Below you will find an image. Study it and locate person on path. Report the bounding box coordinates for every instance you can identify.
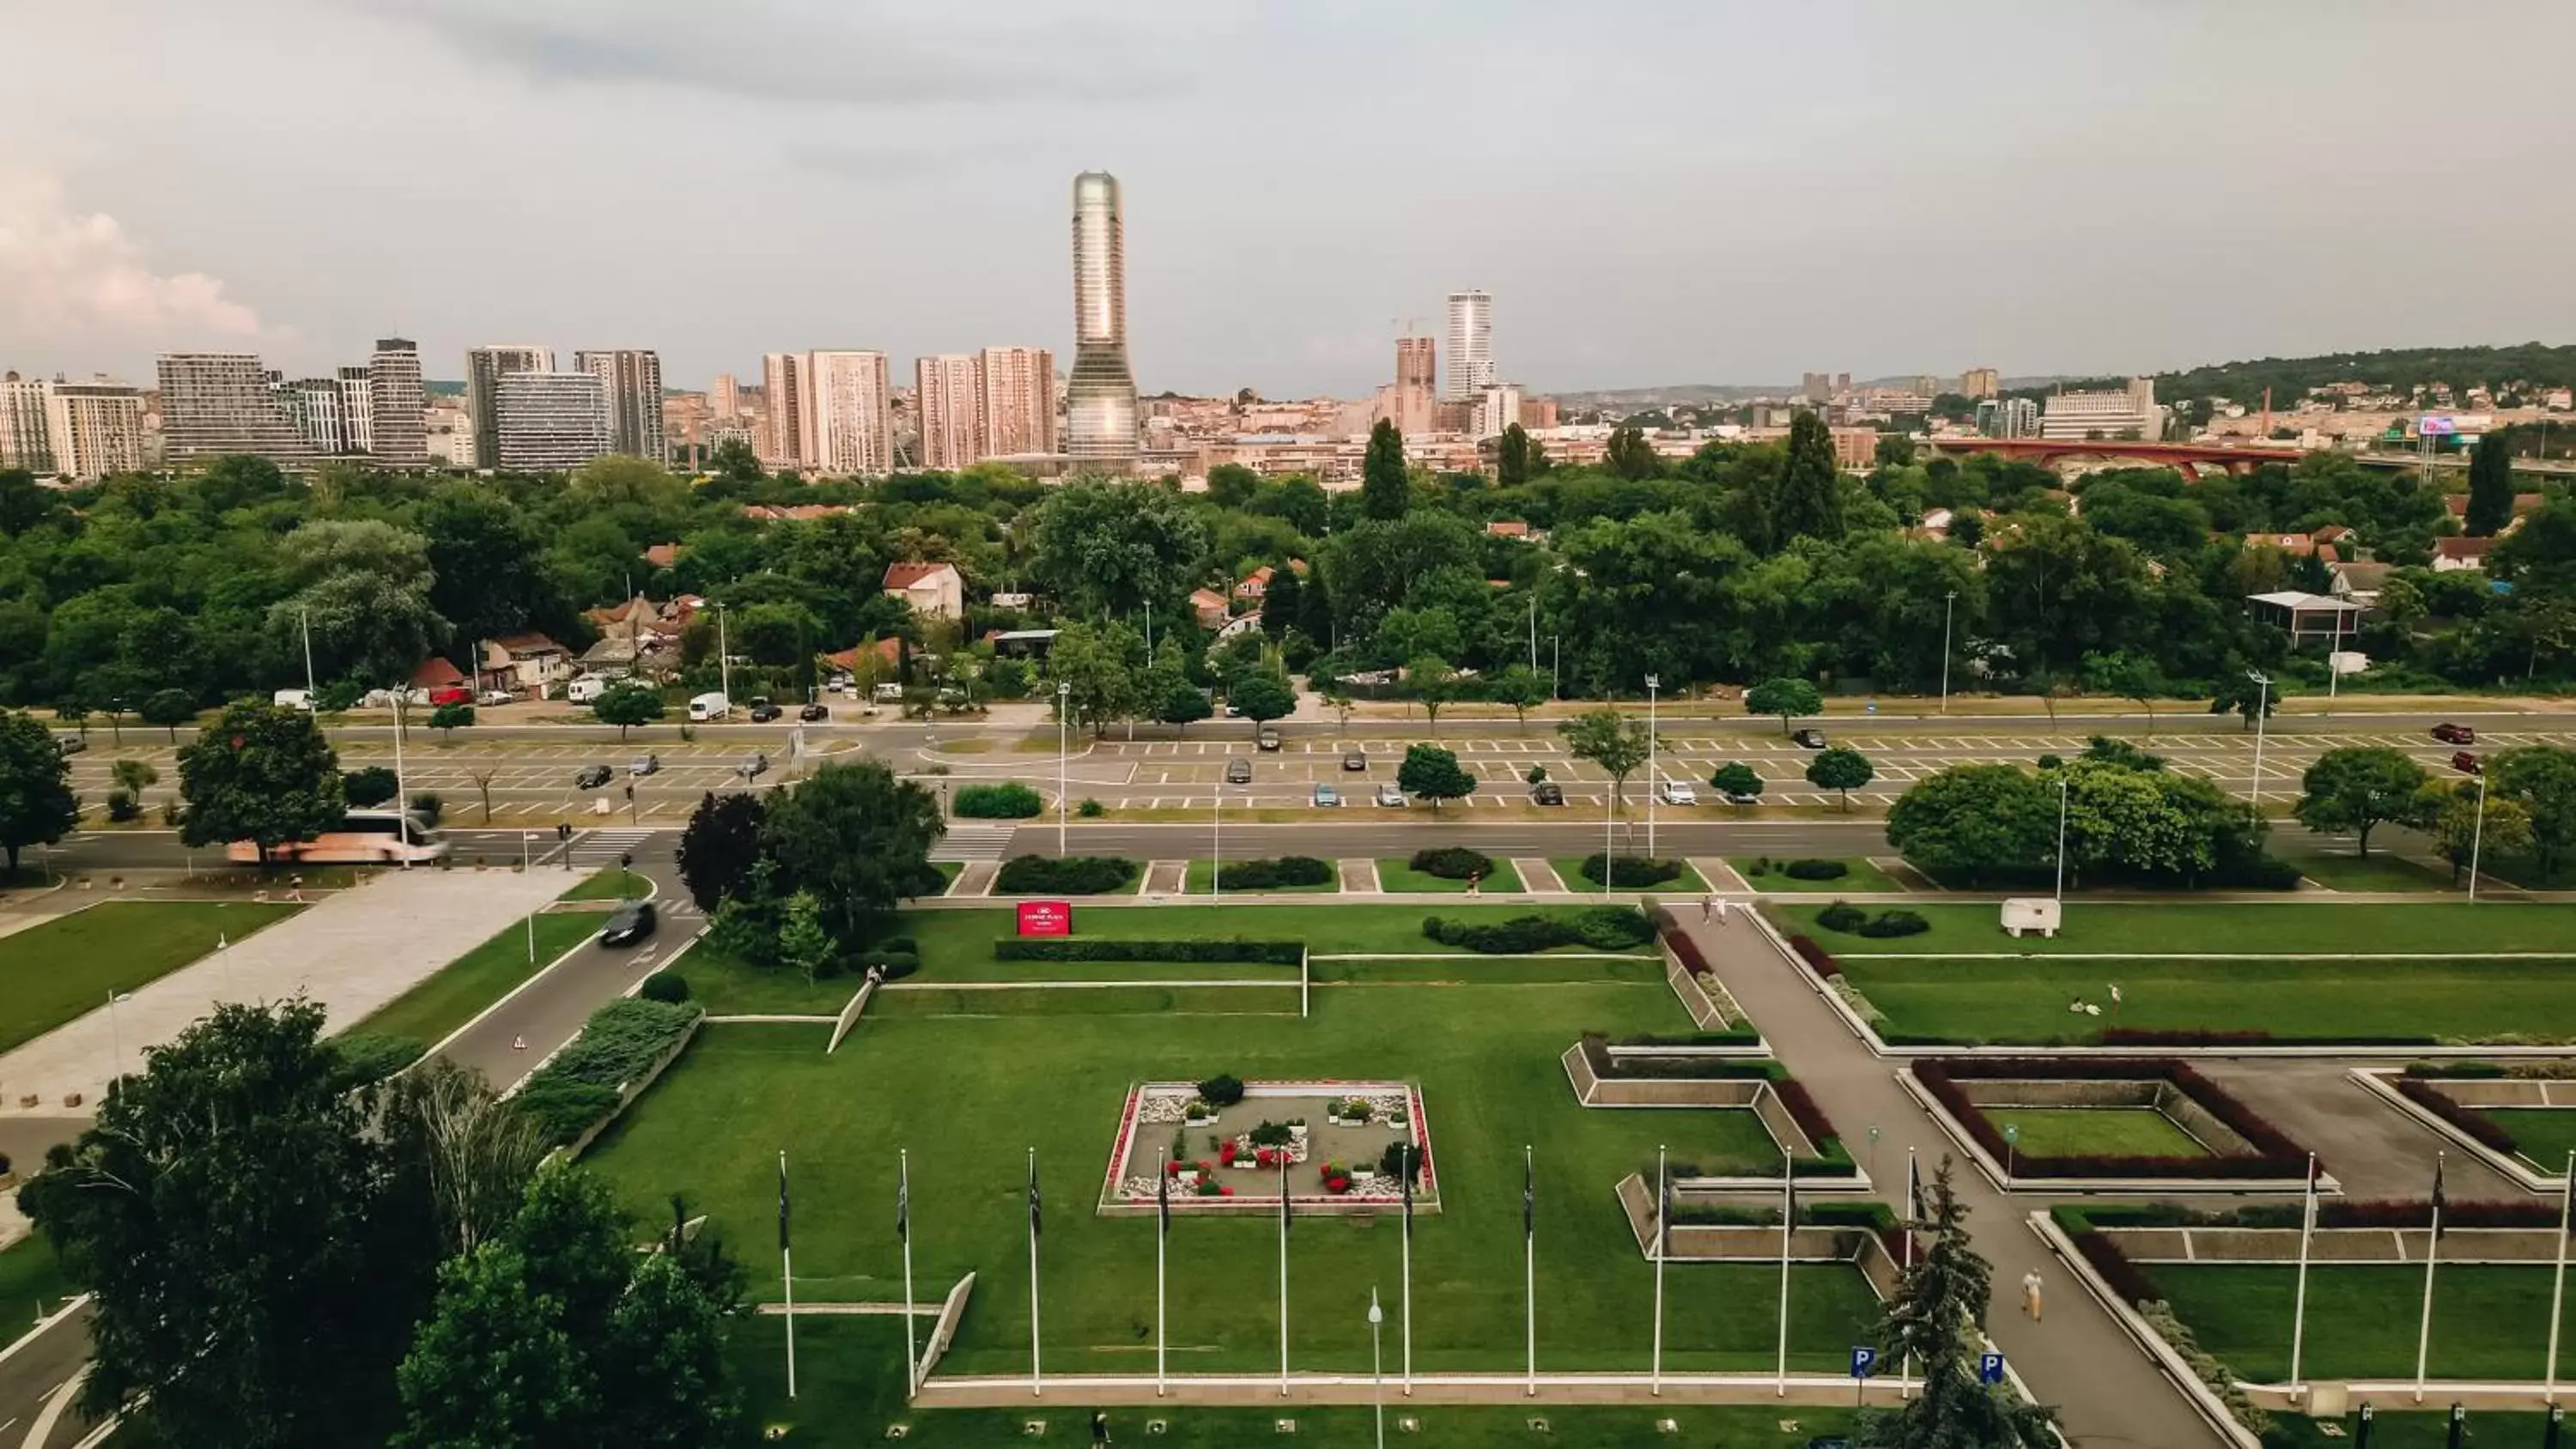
[1091,1410,1111,1445]
[2109,983,2123,1015]
[1714,897,1730,924]
[2021,1268,2044,1321]
[1467,871,1482,897]
[1699,893,1715,922]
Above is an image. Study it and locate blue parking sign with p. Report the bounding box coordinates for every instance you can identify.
[1978,1351,2005,1385]
[1850,1346,1877,1379]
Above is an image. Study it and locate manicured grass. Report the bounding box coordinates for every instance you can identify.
[0,900,300,1054]
[586,979,1884,1375]
[2265,1411,2558,1449]
[1782,900,2576,956]
[2492,1109,2576,1172]
[1842,955,2576,1046]
[1730,857,1905,894]
[1376,858,1527,894]
[935,958,1302,985]
[681,945,859,1017]
[0,1230,76,1338]
[1980,1106,2211,1160]
[1550,858,1711,895]
[349,911,607,1044]
[1313,958,1664,985]
[869,984,1308,1019]
[728,1316,1860,1447]
[1579,1104,1796,1177]
[2153,1263,2576,1382]
[932,861,963,887]
[558,867,652,900]
[2293,852,2452,892]
[1182,858,1340,894]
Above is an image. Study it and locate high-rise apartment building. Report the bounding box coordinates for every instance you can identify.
[1958,367,2000,401]
[1474,383,1522,440]
[574,349,666,460]
[1976,397,2038,439]
[760,352,805,468]
[157,353,311,464]
[494,372,611,471]
[1801,372,1832,403]
[279,378,347,456]
[0,373,53,473]
[367,339,427,464]
[710,373,740,421]
[2038,378,2163,442]
[1389,335,1437,435]
[465,345,556,470]
[976,346,1056,458]
[337,366,375,454]
[799,351,893,475]
[1066,170,1138,459]
[1444,292,1492,403]
[914,355,981,470]
[45,382,145,480]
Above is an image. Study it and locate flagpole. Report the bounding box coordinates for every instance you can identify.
[779,1150,797,1401]
[1029,1147,1043,1398]
[1278,1154,1291,1397]
[2549,1150,2573,1404]
[1776,1145,1793,1397]
[1900,1148,1918,1397]
[2289,1152,2316,1397]
[1524,1143,1536,1397]
[2415,1151,2443,1404]
[900,1149,919,1399]
[1651,1145,1668,1397]
[1157,1161,1170,1398]
[1400,1143,1414,1397]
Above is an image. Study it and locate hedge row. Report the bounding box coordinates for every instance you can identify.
[515,997,702,1147]
[2067,1199,2560,1233]
[1815,902,1929,937]
[1421,906,1654,954]
[993,938,1303,965]
[1785,934,1842,980]
[1665,930,1712,977]
[1577,853,1683,888]
[954,782,1045,818]
[1912,1058,2315,1180]
[1217,856,1333,890]
[1408,847,1494,881]
[2098,1026,2439,1047]
[994,855,1140,894]
[2393,1078,2520,1154]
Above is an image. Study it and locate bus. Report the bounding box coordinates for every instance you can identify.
[226,809,450,864]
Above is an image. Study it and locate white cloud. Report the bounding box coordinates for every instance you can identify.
[0,168,264,343]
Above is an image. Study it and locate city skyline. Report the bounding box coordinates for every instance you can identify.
[7,2,2576,396]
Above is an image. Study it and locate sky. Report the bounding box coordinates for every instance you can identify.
[7,0,2576,398]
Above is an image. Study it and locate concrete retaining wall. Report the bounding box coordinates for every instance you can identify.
[1560,1044,1766,1108]
[1748,1083,1820,1159]
[827,979,875,1054]
[2102,1224,2567,1264]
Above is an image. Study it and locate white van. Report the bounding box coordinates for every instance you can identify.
[566,675,608,705]
[272,688,313,712]
[688,692,731,722]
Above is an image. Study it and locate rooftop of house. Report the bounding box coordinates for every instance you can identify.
[884,561,958,590]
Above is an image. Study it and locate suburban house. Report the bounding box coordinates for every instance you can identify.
[820,636,904,682]
[2246,590,2366,645]
[883,561,963,620]
[411,657,468,696]
[1233,565,1276,602]
[2433,537,2496,572]
[2329,561,2392,606]
[1188,588,1231,629]
[482,634,575,693]
[2443,494,2543,532]
[641,542,681,571]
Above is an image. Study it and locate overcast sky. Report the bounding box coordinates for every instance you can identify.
[7,0,2574,397]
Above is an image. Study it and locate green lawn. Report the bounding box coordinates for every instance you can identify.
[2293,852,2453,893]
[1182,859,1340,894]
[1842,955,2576,1045]
[2491,1109,2576,1173]
[586,977,1885,1376]
[1577,1104,1798,1178]
[1549,859,1711,896]
[0,1230,76,1338]
[2154,1264,2576,1382]
[728,1316,1860,1447]
[1981,1106,2211,1160]
[349,911,607,1044]
[683,945,859,1017]
[2264,1411,2558,1449]
[2485,852,2576,891]
[869,984,1307,1019]
[1376,858,1528,894]
[1780,900,2576,956]
[1312,958,1664,985]
[559,867,652,901]
[0,901,300,1054]
[1730,857,1905,894]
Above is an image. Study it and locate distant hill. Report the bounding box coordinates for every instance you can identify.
[2150,343,2576,403]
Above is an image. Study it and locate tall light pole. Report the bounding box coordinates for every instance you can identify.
[521,832,536,961]
[1056,682,1072,856]
[299,608,317,704]
[391,692,411,857]
[1212,782,1224,904]
[2054,778,2071,904]
[1644,675,1660,859]
[106,990,133,1081]
[2467,776,2489,903]
[1940,590,1957,716]
[715,602,732,714]
[2245,669,2273,809]
[1368,1289,1387,1449]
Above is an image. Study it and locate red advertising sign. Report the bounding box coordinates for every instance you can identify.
[1016,900,1074,937]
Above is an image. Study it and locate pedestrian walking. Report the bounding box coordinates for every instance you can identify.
[1467,871,1482,897]
[1714,897,1730,924]
[2109,983,2123,1016]
[1091,1410,1111,1445]
[1699,892,1715,923]
[2021,1268,2044,1321]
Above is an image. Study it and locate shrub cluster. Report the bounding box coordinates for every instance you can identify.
[994,854,1140,894]
[515,998,702,1146]
[1217,856,1333,890]
[1408,846,1496,880]
[638,972,691,1003]
[1197,1073,1246,1106]
[1577,853,1683,887]
[858,949,920,980]
[1422,906,1653,954]
[1784,934,1842,980]
[994,938,1302,964]
[1816,901,1928,937]
[1912,1058,2312,1180]
[1664,930,1711,976]
[1782,858,1848,881]
[954,782,1044,818]
[329,1032,426,1088]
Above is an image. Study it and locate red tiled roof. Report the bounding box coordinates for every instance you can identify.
[641,543,680,569]
[2434,536,2497,559]
[491,632,566,655]
[884,561,955,589]
[410,658,465,688]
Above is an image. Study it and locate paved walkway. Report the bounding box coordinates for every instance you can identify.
[1684,912,2227,1449]
[0,868,568,1112]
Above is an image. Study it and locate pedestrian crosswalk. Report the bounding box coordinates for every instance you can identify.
[934,823,1018,863]
[569,828,655,866]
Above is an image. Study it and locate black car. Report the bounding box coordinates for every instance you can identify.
[1531,782,1565,806]
[799,702,829,722]
[1225,757,1252,784]
[574,763,612,790]
[598,901,657,947]
[1342,749,1368,771]
[741,752,770,778]
[749,701,782,723]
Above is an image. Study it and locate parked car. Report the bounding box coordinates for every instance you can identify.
[629,754,659,776]
[574,764,612,790]
[1376,783,1406,808]
[741,752,770,778]
[478,689,514,707]
[55,734,85,756]
[1311,783,1343,807]
[1256,725,1281,752]
[2432,722,2476,745]
[799,702,829,722]
[825,672,854,693]
[1224,757,1252,784]
[1658,779,1699,805]
[688,692,730,721]
[598,901,657,947]
[1531,781,1565,806]
[271,688,313,712]
[1792,727,1829,749]
[427,685,471,707]
[748,697,781,723]
[1342,749,1369,771]
[2452,751,2483,775]
[1722,790,1760,806]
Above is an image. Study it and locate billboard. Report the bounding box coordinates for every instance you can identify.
[1016,900,1074,937]
[2417,415,2458,437]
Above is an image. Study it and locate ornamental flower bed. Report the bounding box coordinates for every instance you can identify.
[1105,1080,1437,1214]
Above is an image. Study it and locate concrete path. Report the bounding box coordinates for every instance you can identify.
[1515,858,1566,892]
[1684,912,2228,1448]
[2199,1063,2520,1203]
[1338,858,1380,893]
[0,869,567,1112]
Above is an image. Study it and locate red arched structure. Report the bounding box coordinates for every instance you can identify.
[1926,436,2296,480]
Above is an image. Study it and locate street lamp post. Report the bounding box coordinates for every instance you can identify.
[2245,670,2273,809]
[1645,675,1660,859]
[522,832,536,962]
[106,990,133,1082]
[1056,682,1072,857]
[2468,777,2489,903]
[1212,783,1223,904]
[715,603,732,716]
[299,608,317,705]
[1368,1289,1387,1449]
[1940,590,1957,716]
[2054,778,2071,904]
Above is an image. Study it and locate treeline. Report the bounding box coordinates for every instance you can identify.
[2153,343,2576,403]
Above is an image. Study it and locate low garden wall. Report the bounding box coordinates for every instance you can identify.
[2353,1066,2576,1191]
[914,1271,977,1390]
[826,979,874,1054]
[1561,1037,1850,1177]
[1908,1058,2322,1191]
[1610,1173,1906,1295]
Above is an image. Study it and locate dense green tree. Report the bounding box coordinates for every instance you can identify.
[676,791,767,911]
[1258,563,1303,639]
[1558,707,1650,812]
[1028,481,1210,621]
[758,759,945,945]
[1048,620,1143,737]
[1710,761,1763,799]
[176,701,343,864]
[2489,745,2576,877]
[1805,747,1874,811]
[1403,653,1460,735]
[2204,669,2278,731]
[1744,677,1824,735]
[1143,643,1211,732]
[270,519,451,686]
[1768,412,1846,545]
[2294,746,2430,858]
[1884,765,2058,885]
[1361,420,1412,519]
[139,688,197,742]
[343,765,401,806]
[2079,649,2169,736]
[428,701,475,737]
[1857,1159,2057,1448]
[708,436,764,483]
[0,711,77,872]
[1226,671,1297,724]
[419,486,558,652]
[1497,422,1536,487]
[1602,425,1662,481]
[1488,663,1548,731]
[592,682,666,739]
[2464,428,2517,536]
[2427,785,2531,885]
[1396,742,1476,811]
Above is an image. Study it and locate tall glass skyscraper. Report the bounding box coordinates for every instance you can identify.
[1066,170,1138,459]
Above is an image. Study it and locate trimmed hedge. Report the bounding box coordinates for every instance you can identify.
[1577,853,1683,888]
[858,949,920,980]
[1665,930,1711,977]
[515,997,702,1147]
[2395,1077,2520,1154]
[2099,1026,2439,1048]
[1782,858,1848,881]
[1409,846,1496,881]
[994,854,1140,894]
[1912,1057,2314,1181]
[1217,856,1333,890]
[1816,901,1925,937]
[954,782,1044,818]
[1785,934,1842,980]
[993,938,1303,965]
[331,1032,426,1087]
[2058,1197,2561,1307]
[1422,906,1654,954]
[638,972,691,1003]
